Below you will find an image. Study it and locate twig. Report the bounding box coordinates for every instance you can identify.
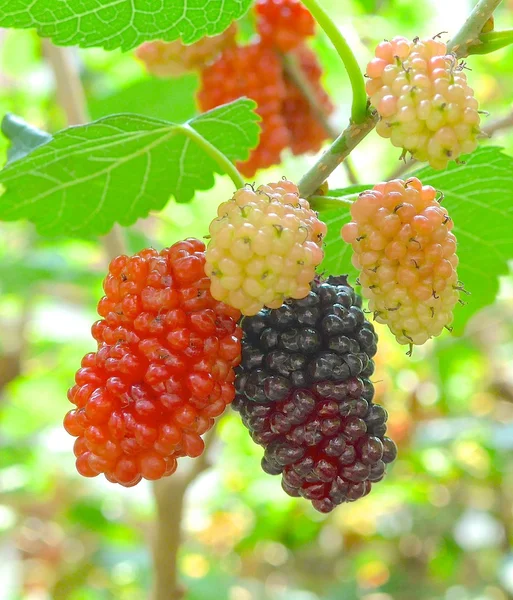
[41,39,127,256]
[448,0,504,58]
[481,108,513,136]
[299,113,378,197]
[41,39,214,600]
[298,0,503,197]
[0,298,30,395]
[282,53,359,185]
[151,427,217,600]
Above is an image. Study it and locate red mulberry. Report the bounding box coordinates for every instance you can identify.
[198,42,289,177]
[64,239,242,486]
[255,0,315,53]
[283,45,335,155]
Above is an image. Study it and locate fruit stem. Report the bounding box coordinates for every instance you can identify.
[448,0,504,57]
[178,123,245,189]
[300,0,368,124]
[298,113,378,198]
[281,52,359,184]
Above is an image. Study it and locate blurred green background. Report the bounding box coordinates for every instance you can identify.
[1,0,513,598]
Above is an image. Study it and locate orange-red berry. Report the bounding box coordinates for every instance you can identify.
[255,0,315,53]
[65,239,242,486]
[283,45,334,155]
[198,42,289,176]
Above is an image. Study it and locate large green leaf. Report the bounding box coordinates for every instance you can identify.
[0,0,250,50]
[318,147,513,334]
[0,99,260,236]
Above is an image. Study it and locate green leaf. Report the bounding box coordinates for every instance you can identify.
[0,0,250,51]
[319,147,513,335]
[89,75,199,124]
[0,99,260,237]
[2,113,52,164]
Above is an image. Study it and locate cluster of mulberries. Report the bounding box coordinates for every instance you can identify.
[195,0,332,176]
[366,36,480,169]
[341,177,460,346]
[205,179,326,315]
[64,239,242,487]
[136,24,237,77]
[233,277,397,512]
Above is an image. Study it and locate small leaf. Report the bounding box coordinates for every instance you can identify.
[319,147,513,335]
[0,99,260,237]
[0,0,251,51]
[2,113,52,164]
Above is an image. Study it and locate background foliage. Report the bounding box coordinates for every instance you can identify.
[1,0,513,599]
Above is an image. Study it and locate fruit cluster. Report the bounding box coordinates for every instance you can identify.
[64,239,242,487]
[199,9,334,176]
[233,277,397,512]
[366,36,480,169]
[341,177,459,346]
[205,179,326,315]
[135,0,333,177]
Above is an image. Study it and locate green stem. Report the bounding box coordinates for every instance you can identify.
[309,193,358,210]
[301,0,368,124]
[298,113,378,198]
[449,0,504,58]
[179,124,245,189]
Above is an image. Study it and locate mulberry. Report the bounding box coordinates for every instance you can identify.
[255,0,315,53]
[366,36,480,169]
[136,24,237,77]
[283,45,335,155]
[205,180,326,315]
[233,276,396,512]
[64,239,242,486]
[198,42,289,176]
[341,177,460,346]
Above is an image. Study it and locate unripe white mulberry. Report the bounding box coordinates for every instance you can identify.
[206,180,326,315]
[136,24,237,77]
[366,36,480,169]
[341,177,461,346]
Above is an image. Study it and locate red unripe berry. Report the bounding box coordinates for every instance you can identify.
[65,239,242,486]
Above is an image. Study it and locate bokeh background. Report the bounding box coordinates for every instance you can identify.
[1,0,513,598]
